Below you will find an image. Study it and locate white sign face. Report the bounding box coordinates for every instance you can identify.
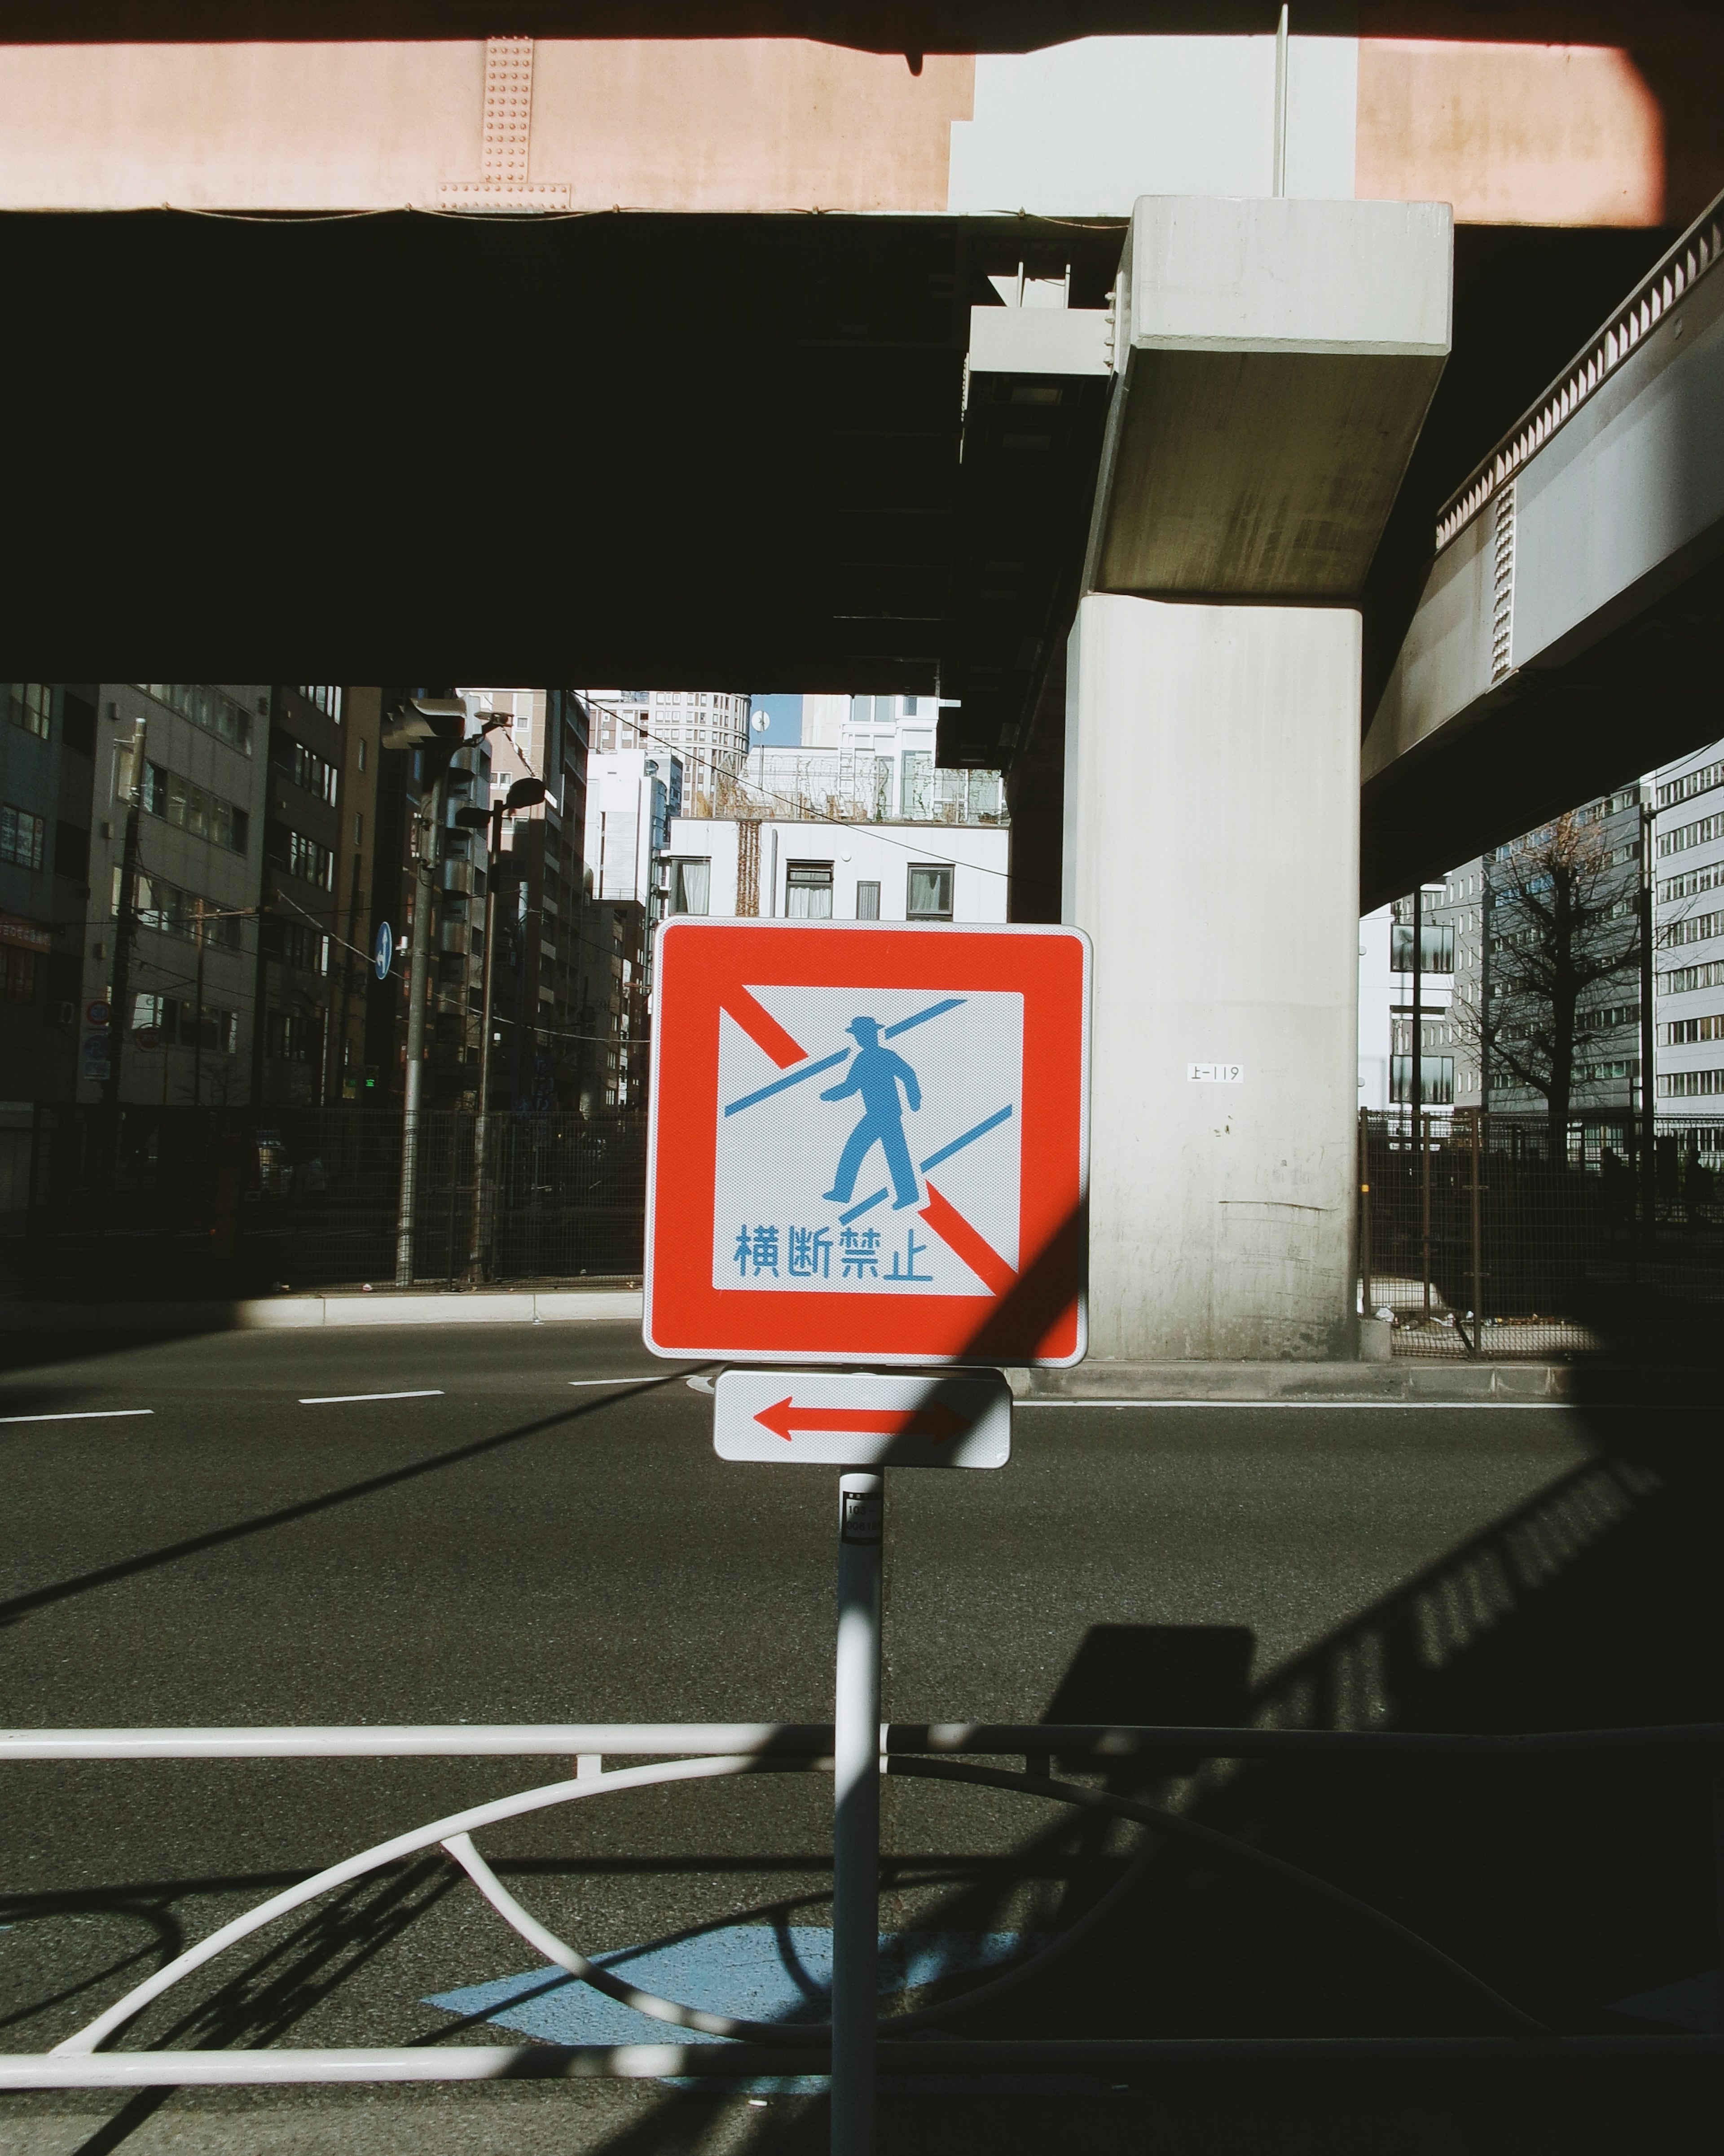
[1187,1063,1244,1084]
[713,1368,1011,1469]
[715,985,1023,1299]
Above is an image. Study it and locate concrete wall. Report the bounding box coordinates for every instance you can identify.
[1064,594,1360,1362]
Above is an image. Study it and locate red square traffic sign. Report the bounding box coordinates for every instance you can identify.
[644,920,1089,1366]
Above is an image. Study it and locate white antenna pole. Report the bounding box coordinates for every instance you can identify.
[1273,4,1289,197]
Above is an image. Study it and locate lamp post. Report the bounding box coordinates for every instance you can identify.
[457,775,546,1284]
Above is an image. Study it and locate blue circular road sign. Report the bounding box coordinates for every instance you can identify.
[374,922,393,981]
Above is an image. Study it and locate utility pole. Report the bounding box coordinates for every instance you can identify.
[460,775,545,1284]
[1640,783,1658,1252]
[383,697,471,1289]
[101,718,148,1190]
[396,767,443,1288]
[191,899,207,1111]
[1410,884,1424,1124]
[465,797,503,1283]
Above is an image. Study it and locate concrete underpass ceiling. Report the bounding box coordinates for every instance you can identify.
[6,206,1120,770]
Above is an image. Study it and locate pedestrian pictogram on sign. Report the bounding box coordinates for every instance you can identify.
[644,921,1089,1365]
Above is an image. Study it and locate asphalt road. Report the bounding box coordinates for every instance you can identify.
[1,1325,1719,2156]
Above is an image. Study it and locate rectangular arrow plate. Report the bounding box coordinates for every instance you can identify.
[713,1369,1011,1469]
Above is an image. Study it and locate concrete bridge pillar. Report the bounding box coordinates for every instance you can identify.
[1063,193,1451,1361]
[1066,594,1361,1360]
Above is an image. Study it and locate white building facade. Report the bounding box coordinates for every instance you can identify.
[662,816,1008,926]
[1655,743,1724,1107]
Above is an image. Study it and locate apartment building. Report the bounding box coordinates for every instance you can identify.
[584,689,748,812]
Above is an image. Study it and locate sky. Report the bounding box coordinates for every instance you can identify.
[748,693,802,746]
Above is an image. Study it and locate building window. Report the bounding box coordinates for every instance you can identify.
[907,864,953,920]
[902,750,932,818]
[142,762,249,852]
[855,881,880,921]
[1660,1068,1724,1097]
[136,683,253,755]
[0,945,36,1002]
[267,1010,319,1062]
[1391,1055,1455,1105]
[295,686,343,723]
[1390,921,1455,973]
[669,858,710,915]
[354,811,363,848]
[5,683,51,739]
[357,736,367,773]
[786,861,834,920]
[286,830,335,889]
[276,738,339,805]
[0,805,45,871]
[124,871,243,952]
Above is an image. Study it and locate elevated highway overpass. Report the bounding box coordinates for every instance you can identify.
[5,9,1723,1362]
[1362,193,1724,908]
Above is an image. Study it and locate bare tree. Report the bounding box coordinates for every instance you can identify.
[1459,812,1640,1139]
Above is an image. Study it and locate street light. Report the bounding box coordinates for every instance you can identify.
[456,773,548,1282]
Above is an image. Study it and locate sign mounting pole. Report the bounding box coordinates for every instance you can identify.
[644,918,1091,2156]
[831,1469,883,2156]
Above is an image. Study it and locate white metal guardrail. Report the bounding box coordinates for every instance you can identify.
[4,1721,1722,2093]
[1435,185,1724,554]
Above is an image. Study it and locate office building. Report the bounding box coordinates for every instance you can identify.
[0,683,96,1109]
[1654,742,1724,1105]
[253,685,382,1107]
[79,683,271,1110]
[460,687,592,1111]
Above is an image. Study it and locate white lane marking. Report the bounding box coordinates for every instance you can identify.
[299,1390,445,1405]
[686,1374,715,1394]
[0,1409,154,1426]
[567,1378,651,1388]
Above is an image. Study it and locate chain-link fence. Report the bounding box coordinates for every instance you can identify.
[1359,1109,1724,1358]
[0,1103,646,1301]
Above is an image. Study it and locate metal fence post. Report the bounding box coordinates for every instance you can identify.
[1421,1111,1433,1326]
[832,1471,883,2156]
[1358,1109,1372,1320]
[1469,1111,1483,1357]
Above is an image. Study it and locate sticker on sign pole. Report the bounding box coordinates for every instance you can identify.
[714,1369,1011,1469]
[644,920,1089,1366]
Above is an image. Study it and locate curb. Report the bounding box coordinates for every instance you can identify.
[1024,1360,1721,1404]
[0,1290,645,1333]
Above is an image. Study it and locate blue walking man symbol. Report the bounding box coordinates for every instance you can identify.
[820,1016,923,1211]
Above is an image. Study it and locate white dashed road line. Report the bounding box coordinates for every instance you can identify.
[298,1390,445,1405]
[0,1409,154,1426]
[567,1378,654,1388]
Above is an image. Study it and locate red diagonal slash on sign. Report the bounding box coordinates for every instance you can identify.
[753,1396,972,1444]
[918,1181,1017,1299]
[719,986,807,1070]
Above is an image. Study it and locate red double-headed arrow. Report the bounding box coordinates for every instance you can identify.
[752,1395,971,1444]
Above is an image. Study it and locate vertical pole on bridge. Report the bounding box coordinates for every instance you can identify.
[831,1469,883,2156]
